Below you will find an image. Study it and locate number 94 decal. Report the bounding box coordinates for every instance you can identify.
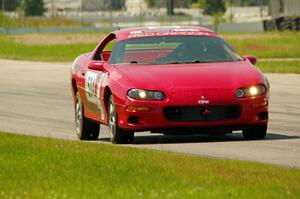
[85,71,106,119]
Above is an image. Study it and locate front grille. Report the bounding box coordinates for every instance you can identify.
[163,105,241,121]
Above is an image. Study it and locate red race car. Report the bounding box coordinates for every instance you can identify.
[71,26,269,144]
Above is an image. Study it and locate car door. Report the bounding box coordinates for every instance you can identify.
[83,33,116,122]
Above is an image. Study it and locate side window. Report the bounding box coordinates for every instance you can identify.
[101,39,115,62]
[92,33,116,61]
[109,42,125,64]
[103,40,115,51]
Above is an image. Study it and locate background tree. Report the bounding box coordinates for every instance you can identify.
[19,0,45,16]
[167,0,174,15]
[202,0,226,32]
[202,0,226,15]
[102,0,124,10]
[240,0,268,6]
[0,0,18,11]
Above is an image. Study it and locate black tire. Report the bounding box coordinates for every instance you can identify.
[242,124,267,140]
[75,92,100,140]
[108,96,134,144]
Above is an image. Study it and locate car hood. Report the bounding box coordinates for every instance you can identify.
[115,61,264,91]
[114,61,265,105]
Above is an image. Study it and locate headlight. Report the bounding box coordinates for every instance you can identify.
[128,89,165,100]
[236,85,266,98]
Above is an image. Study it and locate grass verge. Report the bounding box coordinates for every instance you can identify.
[0,132,299,199]
[0,36,95,62]
[224,31,300,58]
[257,60,300,74]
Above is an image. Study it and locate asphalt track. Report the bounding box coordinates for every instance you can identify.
[0,59,299,168]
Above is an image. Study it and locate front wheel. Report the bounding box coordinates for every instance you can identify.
[75,92,100,140]
[108,96,134,144]
[242,124,267,140]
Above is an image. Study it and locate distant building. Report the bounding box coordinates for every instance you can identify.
[43,0,192,14]
[264,0,300,31]
[125,0,147,15]
[44,0,124,12]
[269,0,300,18]
[82,0,124,11]
[44,0,81,12]
[230,0,268,6]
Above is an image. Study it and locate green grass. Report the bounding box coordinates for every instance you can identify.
[0,132,299,199]
[0,36,95,62]
[224,31,300,58]
[257,60,300,74]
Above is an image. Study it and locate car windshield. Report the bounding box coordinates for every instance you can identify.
[109,36,242,65]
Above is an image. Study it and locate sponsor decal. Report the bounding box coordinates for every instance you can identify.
[172,28,200,32]
[96,73,106,120]
[85,71,107,120]
[128,31,211,38]
[198,96,210,105]
[129,30,143,34]
[85,71,98,103]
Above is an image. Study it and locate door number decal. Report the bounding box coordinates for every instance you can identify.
[85,71,98,103]
[85,71,106,120]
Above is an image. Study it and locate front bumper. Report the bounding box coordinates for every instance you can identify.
[116,95,269,132]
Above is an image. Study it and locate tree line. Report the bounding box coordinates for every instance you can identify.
[0,0,269,17]
[0,0,45,16]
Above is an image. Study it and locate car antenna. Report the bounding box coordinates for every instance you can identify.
[117,22,120,30]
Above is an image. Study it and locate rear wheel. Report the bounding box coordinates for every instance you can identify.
[75,92,100,140]
[108,96,134,144]
[242,124,267,140]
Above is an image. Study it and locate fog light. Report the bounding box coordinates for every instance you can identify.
[258,111,268,120]
[128,116,139,124]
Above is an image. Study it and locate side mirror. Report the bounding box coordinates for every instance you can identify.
[88,61,104,71]
[244,56,257,65]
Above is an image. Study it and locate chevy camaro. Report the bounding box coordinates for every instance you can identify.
[71,26,270,144]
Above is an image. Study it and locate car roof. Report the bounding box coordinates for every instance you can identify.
[113,26,217,41]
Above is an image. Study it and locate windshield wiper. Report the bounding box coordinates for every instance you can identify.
[185,60,214,63]
[165,61,183,64]
[127,61,156,65]
[192,60,201,63]
[165,60,205,64]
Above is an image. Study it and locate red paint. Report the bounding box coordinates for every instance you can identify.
[71,26,269,132]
